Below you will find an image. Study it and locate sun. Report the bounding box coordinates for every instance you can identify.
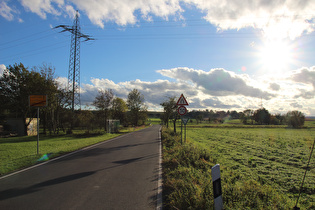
[258,40,293,75]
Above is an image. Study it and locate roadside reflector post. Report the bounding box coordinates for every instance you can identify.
[212,164,223,210]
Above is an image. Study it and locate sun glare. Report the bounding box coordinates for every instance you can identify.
[258,40,293,75]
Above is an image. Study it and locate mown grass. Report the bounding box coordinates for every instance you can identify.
[186,126,315,209]
[148,118,162,125]
[0,126,146,176]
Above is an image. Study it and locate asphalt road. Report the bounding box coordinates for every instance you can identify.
[0,125,162,210]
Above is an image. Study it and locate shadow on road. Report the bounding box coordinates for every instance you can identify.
[0,171,96,201]
[0,153,158,201]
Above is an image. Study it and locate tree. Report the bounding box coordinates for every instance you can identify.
[286,111,305,128]
[196,114,203,124]
[253,108,271,125]
[32,64,61,134]
[76,110,94,132]
[93,89,114,131]
[112,97,127,126]
[0,63,59,135]
[160,96,179,132]
[127,89,147,126]
[240,109,254,124]
[160,96,176,128]
[230,110,240,119]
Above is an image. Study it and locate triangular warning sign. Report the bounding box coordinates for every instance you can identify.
[176,94,189,106]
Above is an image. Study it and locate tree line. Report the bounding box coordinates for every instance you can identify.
[0,63,148,136]
[240,108,305,128]
[160,97,306,129]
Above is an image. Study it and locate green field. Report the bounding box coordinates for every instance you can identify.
[184,124,315,209]
[0,126,148,176]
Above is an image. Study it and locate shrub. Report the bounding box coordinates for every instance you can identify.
[286,111,305,128]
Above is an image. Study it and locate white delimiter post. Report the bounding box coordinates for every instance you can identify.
[212,164,223,210]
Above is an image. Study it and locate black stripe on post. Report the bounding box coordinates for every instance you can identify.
[213,178,222,199]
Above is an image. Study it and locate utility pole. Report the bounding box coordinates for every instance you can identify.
[54,10,94,111]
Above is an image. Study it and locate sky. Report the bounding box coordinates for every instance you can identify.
[1,0,315,115]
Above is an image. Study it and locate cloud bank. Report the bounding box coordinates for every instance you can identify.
[157,67,274,99]
[68,66,315,115]
[2,0,315,39]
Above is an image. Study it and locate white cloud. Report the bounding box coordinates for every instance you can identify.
[0,1,18,21]
[20,0,66,19]
[157,67,274,99]
[72,0,183,27]
[55,76,68,89]
[80,77,198,108]
[290,66,315,86]
[64,4,76,19]
[202,97,241,109]
[289,66,315,99]
[5,0,315,39]
[187,0,315,40]
[0,64,6,76]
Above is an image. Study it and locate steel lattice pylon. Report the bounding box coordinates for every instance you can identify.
[68,11,81,111]
[54,10,94,111]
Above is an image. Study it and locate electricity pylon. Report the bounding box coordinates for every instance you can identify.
[54,10,94,111]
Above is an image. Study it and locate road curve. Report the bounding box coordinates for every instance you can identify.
[0,125,162,210]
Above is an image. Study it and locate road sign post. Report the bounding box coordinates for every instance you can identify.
[177,94,189,144]
[181,120,183,144]
[29,95,47,155]
[182,117,189,143]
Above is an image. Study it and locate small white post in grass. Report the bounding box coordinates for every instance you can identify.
[212,164,223,210]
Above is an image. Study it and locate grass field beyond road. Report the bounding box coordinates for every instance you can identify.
[186,125,315,209]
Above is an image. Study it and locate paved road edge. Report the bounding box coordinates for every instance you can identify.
[157,126,163,210]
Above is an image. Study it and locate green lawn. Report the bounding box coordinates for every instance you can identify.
[0,132,123,175]
[186,126,315,209]
[147,118,162,125]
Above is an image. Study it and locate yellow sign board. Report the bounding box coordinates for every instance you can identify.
[29,95,47,107]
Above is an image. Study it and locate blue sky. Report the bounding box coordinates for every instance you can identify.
[1,0,315,115]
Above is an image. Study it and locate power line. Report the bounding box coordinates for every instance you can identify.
[0,41,69,63]
[0,29,53,47]
[0,32,64,51]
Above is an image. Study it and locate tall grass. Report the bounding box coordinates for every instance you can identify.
[162,128,214,209]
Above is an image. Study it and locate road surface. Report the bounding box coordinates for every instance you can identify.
[0,125,162,210]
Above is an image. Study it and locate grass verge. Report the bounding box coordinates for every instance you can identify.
[0,126,146,176]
